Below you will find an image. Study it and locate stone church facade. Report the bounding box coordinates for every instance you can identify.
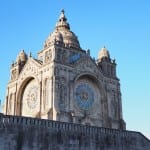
[1,10,150,150]
[3,10,126,130]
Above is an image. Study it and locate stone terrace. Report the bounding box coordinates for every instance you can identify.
[0,113,150,150]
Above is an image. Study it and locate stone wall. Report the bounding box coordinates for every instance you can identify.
[0,113,149,150]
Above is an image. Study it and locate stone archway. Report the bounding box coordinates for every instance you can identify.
[72,73,106,126]
[16,77,40,117]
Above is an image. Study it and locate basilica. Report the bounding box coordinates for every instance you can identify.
[3,10,126,130]
[1,10,150,150]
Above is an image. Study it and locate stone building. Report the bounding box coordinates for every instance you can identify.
[1,10,150,150]
[2,10,126,130]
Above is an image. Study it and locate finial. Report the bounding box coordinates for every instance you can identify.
[56,9,70,30]
[87,49,90,56]
[59,9,66,20]
[11,60,14,67]
[61,9,65,14]
[29,51,32,57]
[113,58,116,63]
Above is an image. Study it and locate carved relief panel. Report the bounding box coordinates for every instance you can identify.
[56,48,68,63]
[11,69,17,80]
[45,49,52,63]
[55,77,67,112]
[74,82,95,110]
[73,77,101,119]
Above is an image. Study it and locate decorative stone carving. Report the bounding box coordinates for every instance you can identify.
[3,10,126,130]
[74,82,94,110]
[54,66,59,76]
[56,77,67,111]
[45,50,52,63]
[110,90,118,119]
[27,86,38,110]
[21,79,40,117]
[57,49,67,63]
[11,69,17,80]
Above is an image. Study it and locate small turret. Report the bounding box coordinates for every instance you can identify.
[10,50,28,81]
[16,50,27,64]
[97,46,116,78]
[97,46,110,62]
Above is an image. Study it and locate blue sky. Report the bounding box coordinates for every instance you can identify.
[0,0,150,139]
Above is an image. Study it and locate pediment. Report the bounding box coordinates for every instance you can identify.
[74,56,99,74]
[18,57,42,82]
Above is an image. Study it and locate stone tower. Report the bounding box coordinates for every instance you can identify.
[3,10,126,129]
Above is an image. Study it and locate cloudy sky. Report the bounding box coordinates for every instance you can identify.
[0,0,150,139]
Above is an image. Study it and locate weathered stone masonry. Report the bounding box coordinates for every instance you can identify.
[1,10,150,150]
[3,10,126,130]
[0,113,150,150]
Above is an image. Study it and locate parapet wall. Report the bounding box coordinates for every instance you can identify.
[0,113,150,150]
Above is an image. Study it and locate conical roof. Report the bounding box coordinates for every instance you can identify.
[98,46,110,61]
[16,49,27,63]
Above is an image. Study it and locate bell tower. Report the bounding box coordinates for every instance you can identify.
[97,46,116,78]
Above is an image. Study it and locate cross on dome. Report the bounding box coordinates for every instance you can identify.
[56,9,70,30]
[59,9,66,20]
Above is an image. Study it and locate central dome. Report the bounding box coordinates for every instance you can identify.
[44,10,81,49]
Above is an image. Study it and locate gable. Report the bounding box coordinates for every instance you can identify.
[74,56,100,75]
[17,57,42,84]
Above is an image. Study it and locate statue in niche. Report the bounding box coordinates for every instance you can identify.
[45,50,52,63]
[11,69,17,80]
